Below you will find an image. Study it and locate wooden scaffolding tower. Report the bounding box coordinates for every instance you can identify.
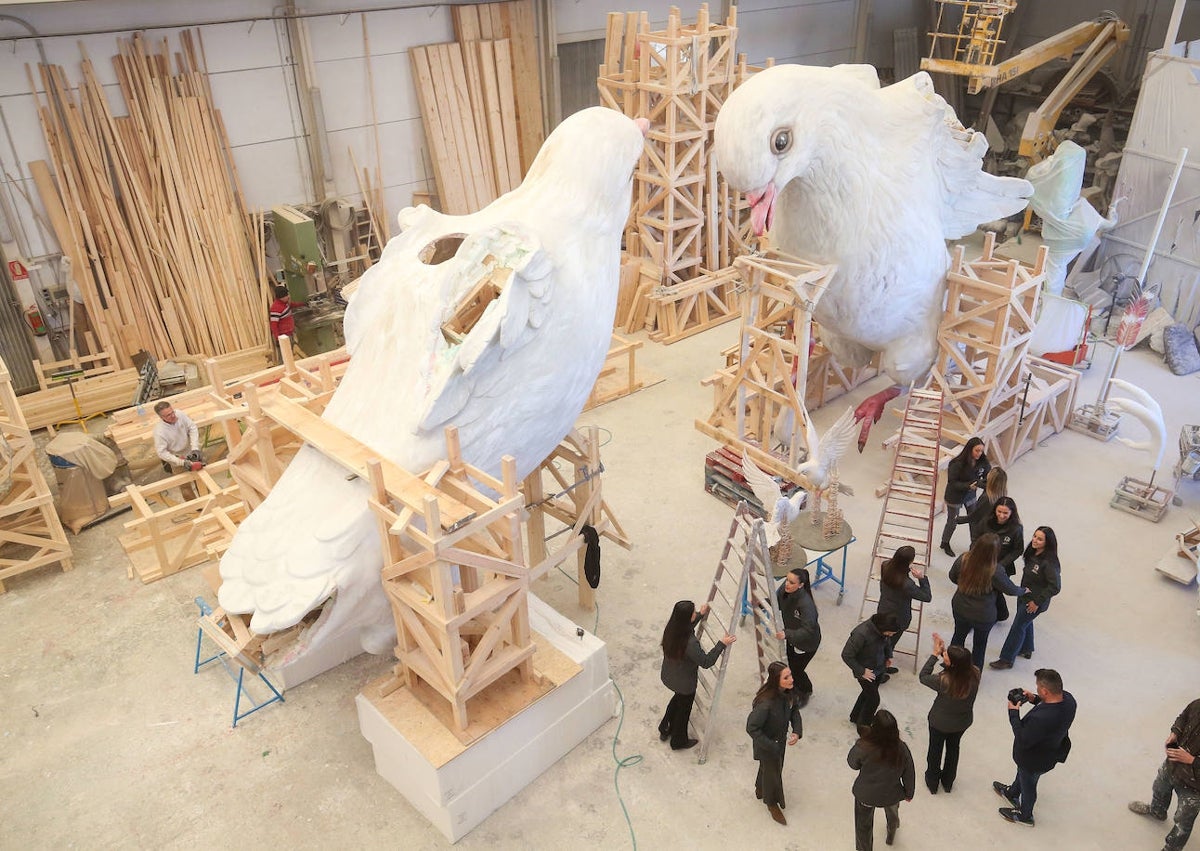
[924,234,1078,469]
[695,249,836,484]
[0,358,72,592]
[599,5,763,343]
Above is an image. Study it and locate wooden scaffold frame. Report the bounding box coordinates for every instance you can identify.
[695,249,837,483]
[0,357,72,592]
[599,5,767,343]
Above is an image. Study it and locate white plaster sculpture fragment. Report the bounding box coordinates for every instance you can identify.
[1026,140,1117,295]
[218,108,649,656]
[1106,377,1168,473]
[713,65,1032,448]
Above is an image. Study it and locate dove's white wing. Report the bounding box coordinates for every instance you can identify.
[889,72,1032,238]
[742,451,784,520]
[419,224,553,431]
[1108,379,1163,420]
[816,406,860,474]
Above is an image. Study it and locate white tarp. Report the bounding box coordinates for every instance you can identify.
[1089,50,1200,328]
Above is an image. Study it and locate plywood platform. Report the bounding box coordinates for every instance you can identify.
[357,595,612,842]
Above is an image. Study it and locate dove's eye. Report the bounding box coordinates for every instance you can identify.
[772,128,792,154]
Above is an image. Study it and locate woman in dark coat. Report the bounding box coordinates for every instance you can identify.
[842,612,900,726]
[658,600,735,750]
[980,496,1024,622]
[920,632,980,794]
[992,526,1062,669]
[746,660,803,825]
[940,438,990,557]
[875,546,931,674]
[848,709,916,850]
[960,466,1007,544]
[775,567,821,705]
[948,534,1025,670]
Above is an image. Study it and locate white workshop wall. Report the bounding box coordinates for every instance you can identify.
[0,0,452,264]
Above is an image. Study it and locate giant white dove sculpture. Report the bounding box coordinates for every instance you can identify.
[218,108,649,657]
[713,64,1033,449]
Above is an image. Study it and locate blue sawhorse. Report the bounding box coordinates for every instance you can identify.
[194,597,284,727]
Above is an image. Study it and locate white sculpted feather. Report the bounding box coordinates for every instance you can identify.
[1107,378,1167,471]
[218,107,648,655]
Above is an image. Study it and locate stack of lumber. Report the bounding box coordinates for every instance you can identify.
[410,0,544,214]
[28,30,269,367]
[18,368,142,431]
[32,341,118,390]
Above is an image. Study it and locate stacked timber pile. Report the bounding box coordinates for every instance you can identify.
[410,0,544,214]
[28,30,270,367]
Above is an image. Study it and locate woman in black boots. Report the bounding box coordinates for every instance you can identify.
[658,600,734,750]
[746,660,803,825]
[920,632,980,794]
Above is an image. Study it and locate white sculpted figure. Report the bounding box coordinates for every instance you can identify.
[218,108,649,656]
[713,65,1033,448]
[1026,140,1117,295]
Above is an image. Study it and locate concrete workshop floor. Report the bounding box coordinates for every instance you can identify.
[2,239,1199,850]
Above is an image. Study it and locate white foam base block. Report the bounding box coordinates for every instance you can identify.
[271,627,365,690]
[356,594,614,843]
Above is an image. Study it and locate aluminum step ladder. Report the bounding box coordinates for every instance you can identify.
[693,501,785,764]
[858,387,944,673]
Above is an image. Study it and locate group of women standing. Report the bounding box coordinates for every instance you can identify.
[651,435,1061,847]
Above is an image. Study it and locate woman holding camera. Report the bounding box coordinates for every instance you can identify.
[991,526,1061,670]
[848,709,915,850]
[875,546,931,675]
[948,534,1026,669]
[658,600,735,750]
[940,438,990,557]
[920,632,980,794]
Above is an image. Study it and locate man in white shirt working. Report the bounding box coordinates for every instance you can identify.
[153,401,202,500]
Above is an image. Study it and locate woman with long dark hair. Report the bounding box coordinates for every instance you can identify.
[875,546,931,675]
[982,496,1024,622]
[960,466,1007,544]
[991,526,1062,670]
[948,534,1025,669]
[920,632,981,794]
[746,660,803,825]
[658,600,735,750]
[940,438,989,557]
[775,567,821,705]
[848,709,915,850]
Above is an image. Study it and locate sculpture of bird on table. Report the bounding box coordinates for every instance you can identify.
[217,108,649,660]
[713,64,1033,450]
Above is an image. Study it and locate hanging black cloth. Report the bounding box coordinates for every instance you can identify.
[581,523,601,589]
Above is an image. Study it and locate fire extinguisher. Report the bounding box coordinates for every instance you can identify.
[25,305,47,336]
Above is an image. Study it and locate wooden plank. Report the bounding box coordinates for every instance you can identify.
[504,0,545,174]
[492,39,522,189]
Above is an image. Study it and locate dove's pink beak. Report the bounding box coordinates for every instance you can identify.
[635,117,650,137]
[746,182,776,236]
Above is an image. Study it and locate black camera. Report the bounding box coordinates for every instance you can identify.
[1008,687,1028,705]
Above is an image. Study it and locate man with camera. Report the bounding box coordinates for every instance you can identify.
[993,668,1076,827]
[1129,698,1200,850]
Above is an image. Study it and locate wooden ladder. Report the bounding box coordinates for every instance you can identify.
[858,387,945,672]
[353,206,381,264]
[693,501,784,765]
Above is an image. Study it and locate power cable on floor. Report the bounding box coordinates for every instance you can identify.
[553,562,641,849]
